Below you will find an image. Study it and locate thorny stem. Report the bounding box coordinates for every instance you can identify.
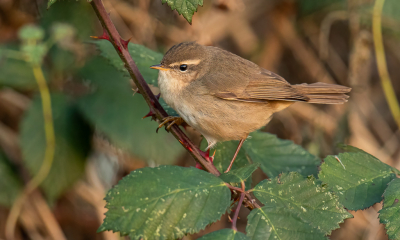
[89,0,260,209]
[5,65,57,240]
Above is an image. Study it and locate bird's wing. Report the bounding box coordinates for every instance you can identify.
[205,68,308,103]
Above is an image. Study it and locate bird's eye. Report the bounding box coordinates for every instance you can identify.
[179,64,188,72]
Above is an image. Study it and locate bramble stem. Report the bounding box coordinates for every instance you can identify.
[231,182,246,231]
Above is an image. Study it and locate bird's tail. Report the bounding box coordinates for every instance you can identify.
[294,82,351,104]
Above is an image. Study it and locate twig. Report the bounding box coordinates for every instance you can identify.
[231,182,246,231]
[5,65,58,240]
[30,192,67,240]
[89,0,220,176]
[319,11,348,60]
[273,8,336,85]
[372,0,400,129]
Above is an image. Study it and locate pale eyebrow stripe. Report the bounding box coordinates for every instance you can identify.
[169,59,202,67]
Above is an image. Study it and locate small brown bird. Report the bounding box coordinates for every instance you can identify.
[151,42,351,172]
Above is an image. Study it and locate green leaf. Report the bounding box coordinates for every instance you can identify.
[208,131,320,178]
[247,206,328,240]
[0,54,37,89]
[252,172,352,236]
[198,229,249,240]
[78,57,183,164]
[20,94,91,201]
[40,0,96,41]
[161,0,203,24]
[202,140,252,190]
[93,40,162,87]
[0,152,23,207]
[379,178,400,240]
[219,163,260,183]
[318,152,397,210]
[207,140,249,173]
[98,165,231,240]
[93,40,179,116]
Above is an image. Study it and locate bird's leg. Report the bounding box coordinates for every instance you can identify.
[224,138,246,173]
[156,116,185,132]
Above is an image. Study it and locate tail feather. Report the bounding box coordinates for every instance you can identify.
[294,82,351,104]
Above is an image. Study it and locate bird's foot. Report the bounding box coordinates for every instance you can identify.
[156,116,185,132]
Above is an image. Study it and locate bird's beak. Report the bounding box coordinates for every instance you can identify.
[150,64,170,71]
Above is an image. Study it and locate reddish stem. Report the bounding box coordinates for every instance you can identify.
[231,193,245,231]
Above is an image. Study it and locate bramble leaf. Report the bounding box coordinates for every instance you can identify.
[247,206,328,240]
[198,229,249,240]
[208,131,320,178]
[219,163,260,183]
[78,57,183,164]
[161,0,203,24]
[93,40,162,87]
[319,152,397,210]
[0,55,37,90]
[379,178,400,240]
[251,172,352,236]
[93,40,179,116]
[98,166,231,240]
[20,94,91,201]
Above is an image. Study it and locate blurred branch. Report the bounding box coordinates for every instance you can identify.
[30,192,67,240]
[319,11,348,60]
[6,65,59,240]
[273,9,336,85]
[89,0,220,176]
[373,0,400,129]
[301,20,348,85]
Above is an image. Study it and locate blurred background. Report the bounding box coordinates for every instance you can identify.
[0,0,399,239]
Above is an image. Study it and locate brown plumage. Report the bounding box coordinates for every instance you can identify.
[151,42,351,150]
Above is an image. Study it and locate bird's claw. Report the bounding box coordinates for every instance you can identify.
[156,116,184,132]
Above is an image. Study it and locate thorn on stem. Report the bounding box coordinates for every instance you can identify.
[120,37,131,49]
[199,149,214,163]
[90,28,110,41]
[195,162,202,170]
[142,109,156,120]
